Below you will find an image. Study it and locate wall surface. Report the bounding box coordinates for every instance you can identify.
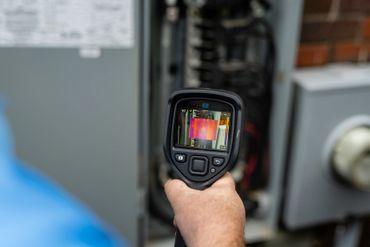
[297,0,370,67]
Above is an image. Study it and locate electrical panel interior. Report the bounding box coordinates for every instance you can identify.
[149,0,276,242]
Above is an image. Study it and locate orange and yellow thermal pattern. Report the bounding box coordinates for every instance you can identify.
[189,118,218,141]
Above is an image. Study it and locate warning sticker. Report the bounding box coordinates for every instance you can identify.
[0,0,134,48]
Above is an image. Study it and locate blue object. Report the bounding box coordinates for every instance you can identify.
[0,105,127,247]
[201,102,209,109]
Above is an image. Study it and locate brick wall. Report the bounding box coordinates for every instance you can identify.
[297,0,370,67]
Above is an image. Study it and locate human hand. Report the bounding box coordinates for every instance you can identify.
[164,173,246,247]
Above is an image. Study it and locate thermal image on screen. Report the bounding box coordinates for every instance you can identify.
[189,118,218,140]
[176,108,231,151]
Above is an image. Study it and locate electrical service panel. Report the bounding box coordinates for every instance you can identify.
[284,65,370,229]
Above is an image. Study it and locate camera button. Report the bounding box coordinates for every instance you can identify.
[190,157,208,175]
[213,157,224,166]
[175,154,187,163]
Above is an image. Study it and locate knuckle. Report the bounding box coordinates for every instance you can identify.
[164,179,184,194]
[164,179,174,193]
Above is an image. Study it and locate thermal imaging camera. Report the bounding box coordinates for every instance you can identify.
[164,88,243,190]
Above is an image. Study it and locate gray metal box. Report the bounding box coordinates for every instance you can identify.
[283,65,370,229]
[0,1,149,246]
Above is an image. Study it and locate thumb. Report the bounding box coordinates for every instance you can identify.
[164,179,188,205]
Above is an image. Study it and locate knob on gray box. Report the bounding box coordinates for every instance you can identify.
[283,65,370,229]
[331,125,370,191]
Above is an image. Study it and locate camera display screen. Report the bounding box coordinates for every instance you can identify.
[175,105,232,151]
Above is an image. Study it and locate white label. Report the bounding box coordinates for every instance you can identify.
[0,0,134,48]
[79,47,102,59]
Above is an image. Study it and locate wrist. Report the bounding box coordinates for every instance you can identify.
[190,224,245,247]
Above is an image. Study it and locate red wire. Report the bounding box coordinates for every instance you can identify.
[241,122,260,190]
[243,154,257,190]
[245,122,259,139]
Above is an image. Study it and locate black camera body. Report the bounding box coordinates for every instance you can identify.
[164,88,243,189]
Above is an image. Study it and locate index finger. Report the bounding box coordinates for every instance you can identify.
[164,178,188,203]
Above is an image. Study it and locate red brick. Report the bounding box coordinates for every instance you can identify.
[362,17,370,39]
[303,0,332,15]
[331,20,361,40]
[300,19,360,43]
[300,21,331,42]
[333,42,361,62]
[362,43,370,61]
[340,0,370,12]
[296,44,329,67]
